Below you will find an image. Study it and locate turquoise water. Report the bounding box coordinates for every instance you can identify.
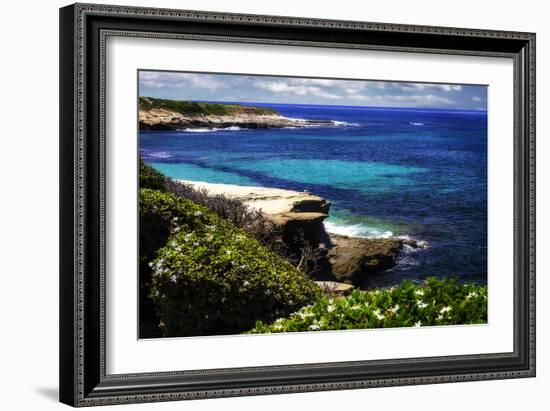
[141,102,487,286]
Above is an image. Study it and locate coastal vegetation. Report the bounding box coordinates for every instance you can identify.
[139,96,277,117]
[138,161,487,337]
[140,188,319,337]
[248,278,487,333]
[164,178,275,247]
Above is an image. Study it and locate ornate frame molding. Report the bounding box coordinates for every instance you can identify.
[60,3,535,407]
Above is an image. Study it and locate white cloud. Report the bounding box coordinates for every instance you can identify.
[140,71,473,108]
[139,72,225,91]
[346,93,453,106]
[254,81,341,99]
[395,83,462,92]
[383,94,454,105]
[288,78,337,87]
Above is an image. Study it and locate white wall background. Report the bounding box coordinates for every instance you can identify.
[0,0,546,409]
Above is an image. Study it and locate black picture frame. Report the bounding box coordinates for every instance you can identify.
[59,3,536,407]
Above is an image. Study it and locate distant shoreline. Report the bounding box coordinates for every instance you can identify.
[139,96,336,131]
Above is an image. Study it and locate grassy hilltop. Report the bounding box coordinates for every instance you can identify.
[139,96,278,117]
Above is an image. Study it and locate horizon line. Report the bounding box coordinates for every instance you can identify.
[139,95,488,113]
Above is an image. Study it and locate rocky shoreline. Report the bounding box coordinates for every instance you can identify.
[179,180,428,290]
[139,100,334,130]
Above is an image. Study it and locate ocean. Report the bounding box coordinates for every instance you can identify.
[140,102,488,287]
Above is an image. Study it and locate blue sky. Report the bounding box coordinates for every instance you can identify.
[139,71,487,110]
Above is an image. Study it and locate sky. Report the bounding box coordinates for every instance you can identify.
[139,71,487,111]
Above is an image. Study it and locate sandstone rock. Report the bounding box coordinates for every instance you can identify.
[139,107,333,130]
[178,181,425,287]
[179,181,331,243]
[326,234,403,285]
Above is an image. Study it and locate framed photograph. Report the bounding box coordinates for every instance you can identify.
[59,3,535,407]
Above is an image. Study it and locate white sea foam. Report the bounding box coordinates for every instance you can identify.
[179,128,217,133]
[332,120,360,127]
[409,122,424,126]
[180,126,243,133]
[148,151,172,159]
[324,221,393,239]
[396,235,429,249]
[324,222,430,247]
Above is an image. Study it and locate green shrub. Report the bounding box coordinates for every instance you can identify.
[140,188,218,262]
[248,278,487,333]
[139,188,220,337]
[146,190,320,337]
[140,160,167,191]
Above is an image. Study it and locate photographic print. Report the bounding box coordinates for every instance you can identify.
[138,70,488,339]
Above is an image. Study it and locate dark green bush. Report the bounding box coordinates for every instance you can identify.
[248,278,487,333]
[146,190,320,337]
[140,160,167,191]
[140,188,218,262]
[139,188,219,337]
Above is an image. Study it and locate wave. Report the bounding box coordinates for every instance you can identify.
[282,117,359,128]
[178,126,243,133]
[409,122,424,126]
[332,120,360,127]
[324,222,430,249]
[396,234,429,249]
[178,121,357,132]
[145,151,172,159]
[324,221,393,239]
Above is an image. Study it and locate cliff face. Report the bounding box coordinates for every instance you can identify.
[179,181,427,287]
[139,97,333,130]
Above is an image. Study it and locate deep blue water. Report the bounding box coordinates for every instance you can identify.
[140,102,487,287]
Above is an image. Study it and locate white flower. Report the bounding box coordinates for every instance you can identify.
[387,304,400,315]
[414,321,422,327]
[327,305,335,313]
[169,275,177,283]
[373,309,385,321]
[239,265,247,270]
[416,300,428,309]
[440,306,452,314]
[466,292,477,300]
[351,305,361,311]
[309,324,320,331]
[265,289,272,296]
[193,210,202,216]
[225,250,232,255]
[243,280,250,287]
[414,289,424,297]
